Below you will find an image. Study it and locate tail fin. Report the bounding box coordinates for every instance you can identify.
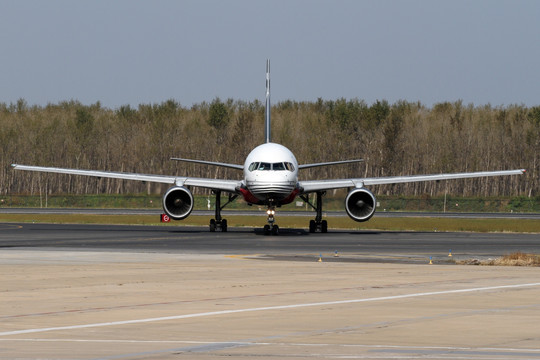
[265,59,271,143]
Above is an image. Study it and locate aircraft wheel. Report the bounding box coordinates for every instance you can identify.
[321,220,328,233]
[209,219,216,232]
[309,220,316,233]
[263,224,271,235]
[221,219,228,232]
[271,224,279,235]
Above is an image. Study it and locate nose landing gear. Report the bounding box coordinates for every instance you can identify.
[263,207,279,235]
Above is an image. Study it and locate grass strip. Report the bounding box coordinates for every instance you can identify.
[0,214,539,233]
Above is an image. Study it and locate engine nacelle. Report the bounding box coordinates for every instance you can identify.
[162,186,194,220]
[345,188,376,222]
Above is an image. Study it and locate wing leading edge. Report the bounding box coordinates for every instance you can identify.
[11,164,241,193]
[299,169,526,194]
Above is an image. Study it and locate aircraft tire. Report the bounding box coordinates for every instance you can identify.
[309,220,316,233]
[321,220,328,233]
[209,219,216,232]
[221,219,228,232]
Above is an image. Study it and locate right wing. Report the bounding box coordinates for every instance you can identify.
[299,169,526,194]
[11,164,242,193]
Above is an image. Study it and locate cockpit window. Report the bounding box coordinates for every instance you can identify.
[272,162,286,171]
[285,162,295,171]
[249,161,295,171]
[248,162,258,172]
[259,162,271,170]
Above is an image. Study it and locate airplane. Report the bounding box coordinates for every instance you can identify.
[12,60,526,235]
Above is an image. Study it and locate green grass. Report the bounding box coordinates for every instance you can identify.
[1,213,538,233]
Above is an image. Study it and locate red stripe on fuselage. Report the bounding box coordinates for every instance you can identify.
[279,187,300,205]
[238,187,263,205]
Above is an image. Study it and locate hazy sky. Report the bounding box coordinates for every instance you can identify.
[1,0,539,109]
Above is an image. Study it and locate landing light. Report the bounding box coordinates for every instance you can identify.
[267,209,275,215]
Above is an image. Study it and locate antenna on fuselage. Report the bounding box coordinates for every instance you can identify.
[265,59,271,143]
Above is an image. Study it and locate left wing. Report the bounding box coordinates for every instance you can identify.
[11,164,242,193]
[299,169,526,194]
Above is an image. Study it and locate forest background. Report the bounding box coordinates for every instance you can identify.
[1,98,538,201]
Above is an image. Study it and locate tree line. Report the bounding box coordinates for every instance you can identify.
[1,98,537,198]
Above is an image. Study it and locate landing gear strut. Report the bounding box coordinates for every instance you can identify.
[301,191,328,233]
[209,190,237,232]
[263,206,279,235]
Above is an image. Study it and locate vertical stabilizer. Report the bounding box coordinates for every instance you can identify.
[265,59,271,143]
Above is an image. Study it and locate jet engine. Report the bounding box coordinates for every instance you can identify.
[345,188,376,222]
[162,186,194,220]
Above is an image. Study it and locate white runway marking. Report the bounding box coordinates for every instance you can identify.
[2,282,539,337]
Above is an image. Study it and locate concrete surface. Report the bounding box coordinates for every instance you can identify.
[2,249,540,359]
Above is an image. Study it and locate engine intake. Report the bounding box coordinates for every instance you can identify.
[345,188,376,222]
[162,186,194,220]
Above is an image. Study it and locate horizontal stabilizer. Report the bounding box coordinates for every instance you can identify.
[170,158,244,170]
[298,159,364,170]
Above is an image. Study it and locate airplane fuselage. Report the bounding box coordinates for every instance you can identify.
[241,142,299,206]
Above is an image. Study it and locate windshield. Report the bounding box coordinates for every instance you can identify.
[247,162,295,171]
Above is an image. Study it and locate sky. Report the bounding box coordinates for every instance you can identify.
[1,0,539,109]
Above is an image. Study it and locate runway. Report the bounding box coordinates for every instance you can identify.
[2,223,540,359]
[1,222,539,262]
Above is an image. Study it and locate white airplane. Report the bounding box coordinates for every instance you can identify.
[12,60,526,234]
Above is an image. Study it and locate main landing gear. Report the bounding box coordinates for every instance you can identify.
[300,191,328,233]
[209,190,237,232]
[263,207,279,235]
